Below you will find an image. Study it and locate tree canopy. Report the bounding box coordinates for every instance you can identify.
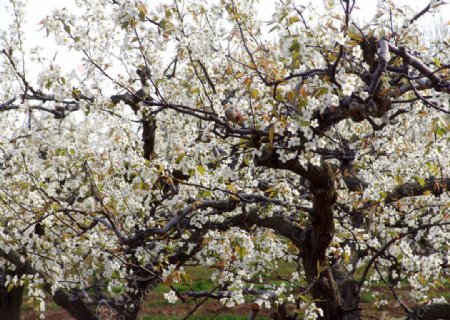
[0,0,449,319]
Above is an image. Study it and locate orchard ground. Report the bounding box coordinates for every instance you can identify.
[23,263,450,319]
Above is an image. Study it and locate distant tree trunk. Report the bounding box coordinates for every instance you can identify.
[113,294,143,320]
[110,275,161,320]
[332,264,360,320]
[53,289,98,320]
[0,284,24,320]
[0,268,25,320]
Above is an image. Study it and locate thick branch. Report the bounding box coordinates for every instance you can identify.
[409,303,450,320]
[368,38,389,96]
[216,210,307,248]
[389,44,450,93]
[385,177,450,203]
[127,193,290,244]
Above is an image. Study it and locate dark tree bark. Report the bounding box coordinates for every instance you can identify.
[408,303,450,320]
[0,270,24,320]
[110,274,161,320]
[142,117,156,160]
[53,289,98,320]
[52,274,162,320]
[254,152,362,319]
[301,164,343,319]
[332,264,360,320]
[301,164,361,320]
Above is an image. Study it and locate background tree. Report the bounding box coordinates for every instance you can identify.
[0,0,449,319]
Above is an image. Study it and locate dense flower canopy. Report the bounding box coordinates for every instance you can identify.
[0,0,449,319]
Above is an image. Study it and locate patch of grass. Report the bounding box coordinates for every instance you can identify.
[185,266,214,280]
[274,261,297,276]
[440,291,450,299]
[360,292,376,303]
[153,285,170,294]
[171,279,215,292]
[145,297,174,308]
[153,279,215,300]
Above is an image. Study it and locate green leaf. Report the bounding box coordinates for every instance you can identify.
[175,153,185,164]
[268,25,279,33]
[138,11,146,22]
[394,173,403,185]
[55,148,66,156]
[436,127,445,137]
[347,28,363,42]
[165,8,173,18]
[51,202,60,211]
[268,126,274,148]
[198,190,211,198]
[20,182,29,190]
[278,11,288,23]
[416,177,426,187]
[426,162,439,175]
[434,57,441,67]
[298,120,310,127]
[197,165,205,176]
[121,21,129,30]
[344,252,350,263]
[72,89,81,97]
[289,39,300,53]
[38,182,48,190]
[238,245,246,259]
[298,294,311,302]
[314,87,328,97]
[180,272,190,284]
[288,16,300,24]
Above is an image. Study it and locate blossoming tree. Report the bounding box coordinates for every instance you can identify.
[0,0,449,319]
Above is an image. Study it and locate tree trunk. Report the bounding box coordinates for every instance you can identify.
[253,156,362,319]
[0,285,24,320]
[301,164,360,320]
[0,268,25,320]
